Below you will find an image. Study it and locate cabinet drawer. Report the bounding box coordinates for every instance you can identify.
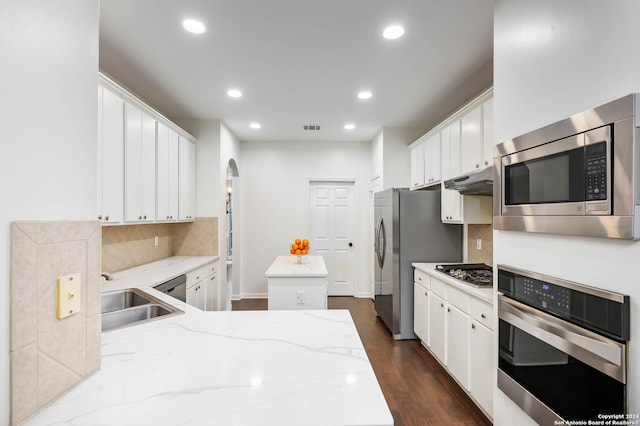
[448,285,470,314]
[186,261,217,287]
[430,277,448,299]
[471,298,493,330]
[414,269,430,289]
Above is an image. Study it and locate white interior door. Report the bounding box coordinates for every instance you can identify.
[309,181,356,296]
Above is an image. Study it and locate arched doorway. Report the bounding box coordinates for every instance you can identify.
[226,159,240,308]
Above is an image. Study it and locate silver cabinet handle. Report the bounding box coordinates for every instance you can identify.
[98,215,102,220]
[481,313,486,319]
[424,291,427,296]
[440,303,444,308]
[105,215,109,221]
[472,323,476,330]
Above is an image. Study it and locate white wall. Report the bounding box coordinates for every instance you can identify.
[240,140,373,298]
[493,1,640,424]
[0,1,99,423]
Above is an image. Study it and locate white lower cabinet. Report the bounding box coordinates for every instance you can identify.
[447,304,470,390]
[186,282,205,310]
[428,291,447,364]
[186,260,219,311]
[413,281,429,344]
[414,269,493,420]
[469,299,494,418]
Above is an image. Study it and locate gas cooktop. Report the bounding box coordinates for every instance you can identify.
[435,263,493,288]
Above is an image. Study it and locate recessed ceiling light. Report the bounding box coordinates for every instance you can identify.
[250,122,261,129]
[383,25,404,40]
[227,89,242,98]
[344,123,355,130]
[357,91,373,100]
[182,19,206,34]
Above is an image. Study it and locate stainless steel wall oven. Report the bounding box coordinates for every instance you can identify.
[497,265,630,424]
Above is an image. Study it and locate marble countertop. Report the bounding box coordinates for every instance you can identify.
[265,255,328,278]
[24,256,392,426]
[412,262,494,304]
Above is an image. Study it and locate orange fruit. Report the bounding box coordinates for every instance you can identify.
[303,239,309,246]
[301,249,307,255]
[290,249,295,254]
[293,243,299,250]
[295,238,301,245]
[295,249,302,255]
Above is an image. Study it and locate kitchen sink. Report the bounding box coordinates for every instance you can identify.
[102,289,156,314]
[101,288,183,332]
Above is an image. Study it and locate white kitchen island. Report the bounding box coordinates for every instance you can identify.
[23,257,393,426]
[265,255,328,310]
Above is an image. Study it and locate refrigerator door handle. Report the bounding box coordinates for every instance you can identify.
[374,217,382,267]
[379,217,387,268]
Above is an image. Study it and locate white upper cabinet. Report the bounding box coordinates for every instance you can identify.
[423,133,441,185]
[124,104,156,223]
[482,98,494,169]
[460,104,484,175]
[156,123,179,222]
[178,136,196,221]
[97,86,124,224]
[98,75,196,226]
[410,133,441,190]
[410,142,425,190]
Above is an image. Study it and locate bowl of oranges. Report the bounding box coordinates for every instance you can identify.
[290,238,310,263]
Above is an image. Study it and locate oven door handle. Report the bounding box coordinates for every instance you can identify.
[498,295,626,383]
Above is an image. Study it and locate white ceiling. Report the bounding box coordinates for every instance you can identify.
[99,0,494,142]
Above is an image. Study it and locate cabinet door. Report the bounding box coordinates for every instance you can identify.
[156,124,179,221]
[187,282,205,310]
[179,136,196,220]
[482,98,494,169]
[141,112,156,221]
[442,185,462,223]
[424,133,441,185]
[410,142,425,189]
[470,320,494,418]
[125,105,156,223]
[428,292,447,364]
[460,105,483,175]
[205,273,218,311]
[447,304,470,390]
[413,282,429,344]
[99,87,124,224]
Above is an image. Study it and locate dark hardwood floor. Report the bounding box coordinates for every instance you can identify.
[232,296,491,426]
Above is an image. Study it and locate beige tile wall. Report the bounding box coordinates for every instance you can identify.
[102,217,218,273]
[10,221,101,425]
[467,224,493,265]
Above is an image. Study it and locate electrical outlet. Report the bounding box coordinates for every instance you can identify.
[154,236,159,247]
[297,290,305,304]
[56,273,81,319]
[476,239,482,250]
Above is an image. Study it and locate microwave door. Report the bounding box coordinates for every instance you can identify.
[501,133,587,216]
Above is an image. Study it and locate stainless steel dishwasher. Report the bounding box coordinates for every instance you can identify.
[153,275,187,303]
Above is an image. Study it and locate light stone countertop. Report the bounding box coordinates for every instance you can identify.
[265,255,328,278]
[24,256,393,426]
[412,262,494,304]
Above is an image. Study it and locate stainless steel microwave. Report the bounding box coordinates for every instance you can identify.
[493,93,640,239]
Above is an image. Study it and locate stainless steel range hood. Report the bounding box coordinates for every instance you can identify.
[443,167,493,195]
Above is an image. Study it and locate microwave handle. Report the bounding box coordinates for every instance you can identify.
[498,295,626,383]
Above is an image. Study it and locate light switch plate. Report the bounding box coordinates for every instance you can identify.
[57,273,81,319]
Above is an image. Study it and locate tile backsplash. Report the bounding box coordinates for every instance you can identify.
[467,224,493,265]
[10,220,101,425]
[102,217,218,272]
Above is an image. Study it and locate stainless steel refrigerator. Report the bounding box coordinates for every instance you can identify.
[374,188,462,340]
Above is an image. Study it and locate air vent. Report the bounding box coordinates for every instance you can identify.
[303,124,321,131]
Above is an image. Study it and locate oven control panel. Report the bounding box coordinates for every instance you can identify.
[518,277,571,316]
[585,141,607,201]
